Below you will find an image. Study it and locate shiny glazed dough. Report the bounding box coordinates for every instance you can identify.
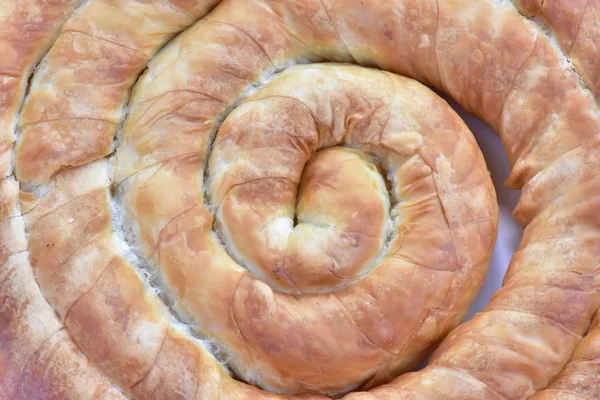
[2,0,600,399]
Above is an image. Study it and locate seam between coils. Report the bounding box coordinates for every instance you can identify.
[509,0,599,107]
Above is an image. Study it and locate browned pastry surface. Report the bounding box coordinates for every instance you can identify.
[114,63,497,395]
[15,0,219,182]
[532,314,600,399]
[514,0,600,98]
[0,0,83,176]
[2,0,600,399]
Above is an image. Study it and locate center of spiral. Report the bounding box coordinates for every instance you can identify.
[209,131,391,293]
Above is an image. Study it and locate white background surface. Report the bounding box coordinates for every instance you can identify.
[444,96,524,322]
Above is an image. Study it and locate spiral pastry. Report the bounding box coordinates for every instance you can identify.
[2,0,600,399]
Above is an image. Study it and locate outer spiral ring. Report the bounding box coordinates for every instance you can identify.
[1,0,600,399]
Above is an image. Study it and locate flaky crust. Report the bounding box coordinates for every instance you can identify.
[513,0,600,98]
[0,0,82,177]
[2,0,600,399]
[532,313,600,399]
[15,0,219,182]
[114,63,497,394]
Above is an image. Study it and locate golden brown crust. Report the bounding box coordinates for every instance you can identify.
[0,0,82,177]
[3,0,600,398]
[15,0,220,183]
[0,252,62,398]
[0,173,127,399]
[65,256,169,388]
[0,249,122,399]
[13,329,111,400]
[524,147,600,400]
[513,0,600,98]
[212,145,389,292]
[114,62,497,395]
[530,314,600,399]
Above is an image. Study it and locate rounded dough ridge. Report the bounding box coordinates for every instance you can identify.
[3,0,600,399]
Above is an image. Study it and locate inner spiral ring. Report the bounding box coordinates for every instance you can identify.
[209,143,392,294]
[113,63,497,395]
[206,67,396,294]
